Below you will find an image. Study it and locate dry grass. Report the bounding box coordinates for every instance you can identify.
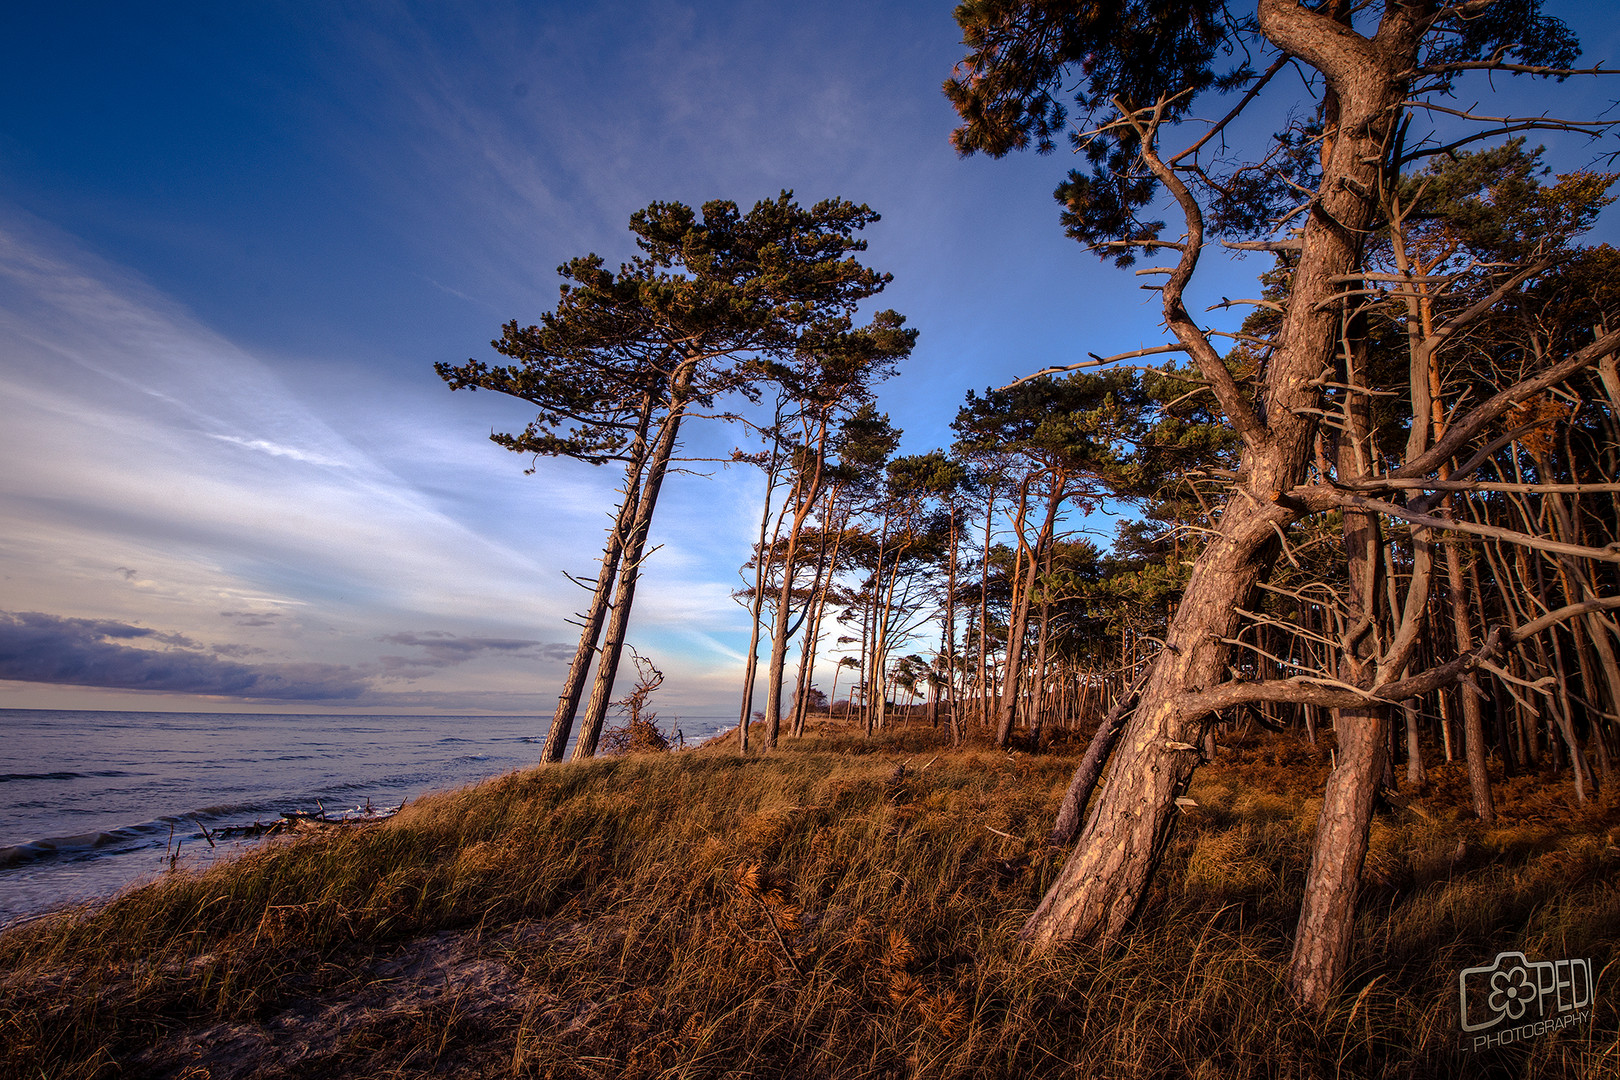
[1,724,1616,1079]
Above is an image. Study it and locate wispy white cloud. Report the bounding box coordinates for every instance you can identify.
[0,213,583,657]
[0,203,782,710]
[1,0,1142,714]
[206,435,354,468]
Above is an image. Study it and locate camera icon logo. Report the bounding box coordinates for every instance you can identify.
[1458,951,1593,1036]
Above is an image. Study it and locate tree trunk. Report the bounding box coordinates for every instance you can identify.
[539,396,654,763]
[1286,703,1388,1009]
[1402,702,1425,791]
[1028,540,1055,748]
[996,481,1058,748]
[944,501,962,744]
[571,364,694,760]
[764,439,828,748]
[793,506,849,737]
[1046,674,1146,847]
[976,485,997,731]
[1288,414,1386,1008]
[540,478,635,763]
[1020,0,1422,952]
[737,440,789,754]
[790,522,833,739]
[1445,537,1494,821]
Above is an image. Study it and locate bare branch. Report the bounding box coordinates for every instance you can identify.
[1177,594,1620,720]
[1400,99,1613,131]
[1208,297,1286,312]
[1118,96,1268,448]
[1223,238,1303,252]
[1170,55,1291,165]
[1415,61,1618,79]
[1340,477,1620,496]
[1431,258,1557,338]
[1000,344,1192,389]
[1401,122,1614,165]
[1394,326,1620,480]
[1175,678,1364,718]
[1293,485,1620,565]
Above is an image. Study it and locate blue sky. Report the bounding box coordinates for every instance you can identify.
[2,1,1617,716]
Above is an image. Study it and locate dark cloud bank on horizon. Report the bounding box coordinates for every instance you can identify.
[0,611,368,700]
[0,612,575,703]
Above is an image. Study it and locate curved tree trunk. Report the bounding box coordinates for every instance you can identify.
[737,439,788,754]
[540,474,636,762]
[1288,414,1386,1007]
[1020,0,1422,952]
[1018,493,1290,945]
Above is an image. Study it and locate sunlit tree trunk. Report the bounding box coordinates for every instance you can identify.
[573,362,695,760]
[737,432,789,754]
[997,480,1059,747]
[765,432,829,748]
[1021,0,1424,952]
[790,510,843,738]
[1288,409,1388,1009]
[539,395,656,763]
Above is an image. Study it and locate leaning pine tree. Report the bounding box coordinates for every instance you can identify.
[948,0,1620,1009]
[439,193,912,762]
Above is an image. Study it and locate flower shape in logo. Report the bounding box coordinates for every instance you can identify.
[1489,964,1535,1021]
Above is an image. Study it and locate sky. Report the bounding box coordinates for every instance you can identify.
[1,1,1618,717]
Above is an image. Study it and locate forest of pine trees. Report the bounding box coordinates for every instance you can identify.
[445,0,1620,1012]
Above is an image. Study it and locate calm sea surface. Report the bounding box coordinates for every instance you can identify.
[0,709,729,926]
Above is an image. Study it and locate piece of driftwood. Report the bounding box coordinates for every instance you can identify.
[209,800,403,840]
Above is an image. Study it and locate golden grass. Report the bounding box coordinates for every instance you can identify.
[1,724,1616,1079]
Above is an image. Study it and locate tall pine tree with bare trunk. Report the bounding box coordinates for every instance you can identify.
[442,193,910,760]
[948,0,1617,1009]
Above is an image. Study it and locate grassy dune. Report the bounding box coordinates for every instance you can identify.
[1,724,1616,1079]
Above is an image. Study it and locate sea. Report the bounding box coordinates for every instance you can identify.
[0,708,731,927]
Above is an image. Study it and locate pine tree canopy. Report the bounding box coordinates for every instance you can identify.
[436,192,911,466]
[946,1,1583,266]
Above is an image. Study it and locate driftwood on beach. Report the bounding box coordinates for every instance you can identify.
[208,800,404,841]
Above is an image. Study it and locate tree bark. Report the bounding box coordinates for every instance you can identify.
[1029,541,1055,748]
[1446,537,1495,821]
[764,434,828,747]
[737,436,788,754]
[1045,675,1145,848]
[1286,703,1387,1009]
[790,510,840,738]
[1402,701,1425,791]
[976,483,998,731]
[1020,0,1424,952]
[539,396,654,763]
[1288,409,1386,1008]
[540,472,636,763]
[571,362,694,760]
